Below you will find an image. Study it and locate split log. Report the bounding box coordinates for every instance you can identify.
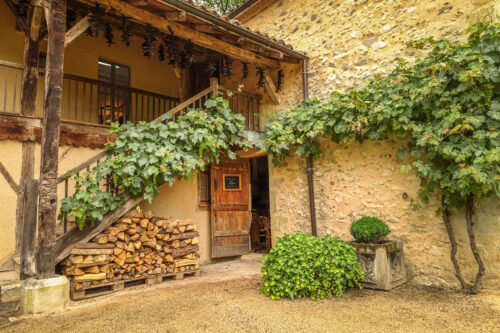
[92,234,108,244]
[170,231,200,241]
[76,243,114,249]
[70,248,114,255]
[171,244,199,258]
[74,273,106,282]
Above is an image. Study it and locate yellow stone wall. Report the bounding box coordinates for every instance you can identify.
[245,0,500,289]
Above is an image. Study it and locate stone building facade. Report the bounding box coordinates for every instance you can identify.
[237,0,500,289]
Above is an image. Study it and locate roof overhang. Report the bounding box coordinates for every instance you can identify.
[161,0,306,60]
[228,0,279,24]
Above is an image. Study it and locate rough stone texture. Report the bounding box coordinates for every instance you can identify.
[352,240,407,290]
[244,0,500,290]
[20,276,69,315]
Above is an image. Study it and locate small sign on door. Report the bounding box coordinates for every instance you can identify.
[223,174,241,191]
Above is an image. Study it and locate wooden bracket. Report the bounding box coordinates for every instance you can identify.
[263,71,280,104]
[65,15,90,47]
[0,161,19,193]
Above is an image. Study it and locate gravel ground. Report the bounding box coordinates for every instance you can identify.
[1,261,499,333]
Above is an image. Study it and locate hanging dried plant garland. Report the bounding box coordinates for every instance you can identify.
[158,43,166,62]
[276,69,283,92]
[221,56,233,77]
[206,53,218,76]
[142,24,159,58]
[241,62,249,80]
[256,67,265,89]
[66,9,77,31]
[120,16,132,47]
[14,0,29,19]
[178,40,195,69]
[104,23,115,46]
[86,4,106,38]
[163,28,179,66]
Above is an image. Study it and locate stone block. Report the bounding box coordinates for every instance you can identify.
[351,240,407,290]
[0,282,22,303]
[20,276,69,315]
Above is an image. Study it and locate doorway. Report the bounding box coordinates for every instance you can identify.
[249,156,271,253]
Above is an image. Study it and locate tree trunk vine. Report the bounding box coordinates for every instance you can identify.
[441,196,469,292]
[465,195,486,294]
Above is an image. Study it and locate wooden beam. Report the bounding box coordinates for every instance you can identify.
[128,0,148,6]
[37,0,66,279]
[20,179,38,279]
[164,10,186,22]
[192,24,218,34]
[263,71,280,104]
[79,0,278,68]
[4,0,29,34]
[0,161,19,192]
[64,14,90,47]
[17,5,43,250]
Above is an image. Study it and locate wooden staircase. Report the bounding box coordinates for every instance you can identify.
[54,80,258,263]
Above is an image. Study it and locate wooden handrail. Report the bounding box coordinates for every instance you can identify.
[0,60,25,70]
[155,86,213,122]
[57,150,107,183]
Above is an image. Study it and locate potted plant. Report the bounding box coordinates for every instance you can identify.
[350,216,407,290]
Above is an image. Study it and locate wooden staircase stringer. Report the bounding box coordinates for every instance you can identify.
[54,195,143,263]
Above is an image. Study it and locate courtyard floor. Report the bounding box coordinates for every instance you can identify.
[1,259,499,332]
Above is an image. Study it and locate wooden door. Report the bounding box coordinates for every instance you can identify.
[210,159,250,258]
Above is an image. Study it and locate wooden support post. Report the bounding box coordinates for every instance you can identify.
[210,77,219,96]
[263,71,280,104]
[16,5,44,249]
[37,0,66,279]
[20,179,38,280]
[64,14,90,47]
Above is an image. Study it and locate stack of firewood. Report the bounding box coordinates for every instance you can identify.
[61,210,200,290]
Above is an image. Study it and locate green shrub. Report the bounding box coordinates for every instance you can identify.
[261,232,364,300]
[350,216,391,243]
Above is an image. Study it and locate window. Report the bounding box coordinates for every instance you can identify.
[198,169,210,210]
[97,59,130,125]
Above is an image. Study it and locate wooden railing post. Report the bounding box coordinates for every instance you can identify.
[210,77,219,96]
[20,179,38,279]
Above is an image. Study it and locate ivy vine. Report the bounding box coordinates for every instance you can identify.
[262,22,500,293]
[59,95,250,229]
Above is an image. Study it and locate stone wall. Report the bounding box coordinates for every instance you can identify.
[245,0,500,289]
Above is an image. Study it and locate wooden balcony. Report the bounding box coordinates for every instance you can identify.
[0,60,261,131]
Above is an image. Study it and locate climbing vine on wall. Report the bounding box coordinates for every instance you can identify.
[262,22,500,293]
[59,96,250,230]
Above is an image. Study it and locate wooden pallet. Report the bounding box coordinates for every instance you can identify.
[156,269,201,283]
[70,269,200,300]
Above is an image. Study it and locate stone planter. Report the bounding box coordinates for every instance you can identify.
[351,240,407,290]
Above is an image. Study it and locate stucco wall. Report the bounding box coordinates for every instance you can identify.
[0,140,104,262]
[245,0,500,290]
